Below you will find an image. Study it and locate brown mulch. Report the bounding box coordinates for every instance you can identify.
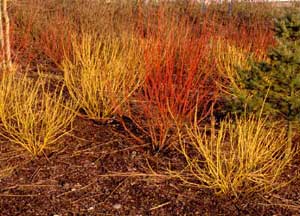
[0,118,299,216]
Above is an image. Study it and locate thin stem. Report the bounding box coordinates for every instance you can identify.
[3,0,11,69]
[0,0,4,68]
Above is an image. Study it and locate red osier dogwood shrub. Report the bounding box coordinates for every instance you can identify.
[128,8,220,150]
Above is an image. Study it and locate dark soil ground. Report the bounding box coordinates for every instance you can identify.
[0,117,299,216]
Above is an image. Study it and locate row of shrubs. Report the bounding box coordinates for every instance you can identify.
[0,0,299,196]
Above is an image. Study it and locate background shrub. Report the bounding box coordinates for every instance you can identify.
[62,33,144,121]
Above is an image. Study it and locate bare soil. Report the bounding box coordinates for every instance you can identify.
[0,117,300,216]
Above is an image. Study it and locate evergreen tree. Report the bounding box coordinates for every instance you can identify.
[232,11,300,146]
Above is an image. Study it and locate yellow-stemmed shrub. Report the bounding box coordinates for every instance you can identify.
[174,115,293,196]
[62,33,144,121]
[215,39,254,92]
[0,71,76,156]
[215,39,269,93]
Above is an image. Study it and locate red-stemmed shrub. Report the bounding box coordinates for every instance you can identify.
[9,1,40,67]
[126,7,220,151]
[37,12,75,68]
